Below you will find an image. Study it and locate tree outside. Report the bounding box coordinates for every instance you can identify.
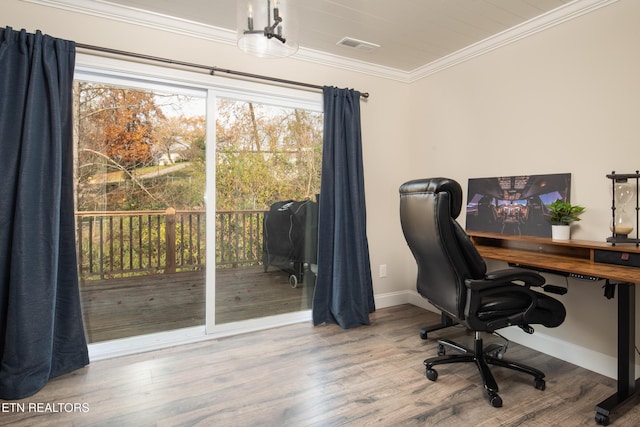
[75,84,322,212]
[215,97,323,211]
[74,82,206,211]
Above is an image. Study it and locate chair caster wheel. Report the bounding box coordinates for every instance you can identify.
[437,343,446,356]
[534,378,546,390]
[426,368,438,381]
[595,413,609,426]
[488,348,504,359]
[419,329,428,340]
[488,392,502,408]
[484,343,502,359]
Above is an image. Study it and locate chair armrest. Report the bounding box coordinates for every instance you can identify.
[464,269,546,331]
[466,268,545,291]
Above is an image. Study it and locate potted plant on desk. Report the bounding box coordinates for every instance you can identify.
[548,199,585,240]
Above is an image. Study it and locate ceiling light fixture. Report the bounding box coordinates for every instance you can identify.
[237,0,299,58]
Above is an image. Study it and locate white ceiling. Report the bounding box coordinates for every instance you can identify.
[42,0,617,80]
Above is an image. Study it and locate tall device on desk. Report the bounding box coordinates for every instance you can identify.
[606,171,640,246]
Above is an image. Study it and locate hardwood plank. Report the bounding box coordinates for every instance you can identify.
[1,305,639,426]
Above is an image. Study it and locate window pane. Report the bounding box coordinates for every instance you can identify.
[74,81,207,342]
[215,98,323,324]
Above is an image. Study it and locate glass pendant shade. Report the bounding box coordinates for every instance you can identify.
[610,181,635,236]
[237,0,299,58]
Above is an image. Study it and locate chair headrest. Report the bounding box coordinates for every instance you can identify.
[399,177,463,218]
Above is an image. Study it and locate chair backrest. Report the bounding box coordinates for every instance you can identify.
[400,178,487,321]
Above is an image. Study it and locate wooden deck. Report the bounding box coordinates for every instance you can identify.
[80,266,314,343]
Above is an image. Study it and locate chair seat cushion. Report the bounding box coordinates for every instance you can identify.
[477,292,530,320]
[476,290,566,328]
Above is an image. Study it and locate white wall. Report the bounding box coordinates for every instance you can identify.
[406,0,640,377]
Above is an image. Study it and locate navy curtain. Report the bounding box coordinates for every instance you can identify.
[0,27,89,400]
[312,86,375,328]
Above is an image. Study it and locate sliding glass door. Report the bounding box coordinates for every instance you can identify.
[214,96,323,324]
[74,61,323,348]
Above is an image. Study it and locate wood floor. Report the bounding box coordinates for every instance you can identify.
[2,304,640,426]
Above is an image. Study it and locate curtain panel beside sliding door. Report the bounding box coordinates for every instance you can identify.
[0,27,89,399]
[312,86,375,329]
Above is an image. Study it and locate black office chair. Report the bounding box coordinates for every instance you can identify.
[399,178,566,407]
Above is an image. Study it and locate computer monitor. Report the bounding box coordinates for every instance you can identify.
[465,173,571,237]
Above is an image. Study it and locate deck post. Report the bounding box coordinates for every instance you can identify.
[165,207,176,273]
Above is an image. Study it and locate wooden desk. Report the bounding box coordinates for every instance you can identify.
[468,231,640,426]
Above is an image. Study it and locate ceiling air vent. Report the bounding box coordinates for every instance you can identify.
[336,37,380,52]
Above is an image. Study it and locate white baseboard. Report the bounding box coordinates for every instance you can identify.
[374,290,414,308]
[497,326,621,379]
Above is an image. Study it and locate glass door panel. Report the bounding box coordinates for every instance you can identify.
[214,97,322,324]
[74,80,206,342]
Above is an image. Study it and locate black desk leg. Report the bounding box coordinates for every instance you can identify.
[595,282,638,426]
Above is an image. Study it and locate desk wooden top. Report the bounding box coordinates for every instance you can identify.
[468,231,640,283]
[468,231,640,252]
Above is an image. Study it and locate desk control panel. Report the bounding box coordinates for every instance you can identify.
[508,262,602,282]
[568,272,602,281]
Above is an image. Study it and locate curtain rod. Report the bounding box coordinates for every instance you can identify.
[75,43,369,99]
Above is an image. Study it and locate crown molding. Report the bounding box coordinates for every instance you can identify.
[22,0,619,83]
[293,47,412,82]
[22,0,235,43]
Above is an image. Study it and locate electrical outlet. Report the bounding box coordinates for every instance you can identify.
[379,264,387,278]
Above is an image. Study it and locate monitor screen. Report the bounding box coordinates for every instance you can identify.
[465,173,571,237]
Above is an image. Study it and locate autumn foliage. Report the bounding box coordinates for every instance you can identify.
[97,89,164,171]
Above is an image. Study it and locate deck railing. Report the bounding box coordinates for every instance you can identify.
[76,209,265,279]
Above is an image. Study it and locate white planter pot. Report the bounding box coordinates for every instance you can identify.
[551,224,571,240]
